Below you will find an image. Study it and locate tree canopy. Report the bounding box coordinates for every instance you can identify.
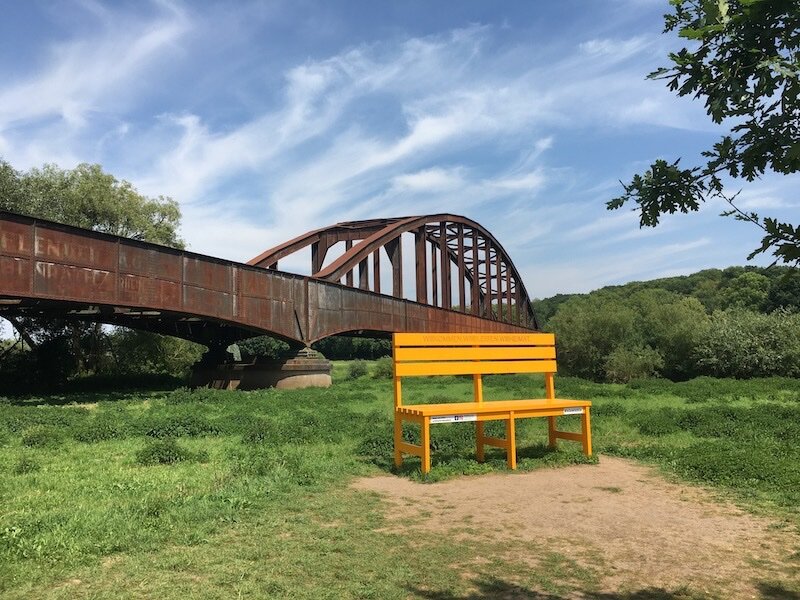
[0,160,183,248]
[608,0,799,266]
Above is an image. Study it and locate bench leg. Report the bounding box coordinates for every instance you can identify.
[581,408,593,456]
[548,416,557,449]
[421,416,431,474]
[475,421,485,463]
[506,413,517,470]
[393,413,403,468]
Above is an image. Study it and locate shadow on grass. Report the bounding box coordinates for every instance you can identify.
[371,443,594,481]
[409,578,703,599]
[409,578,800,600]
[2,374,185,406]
[758,582,800,600]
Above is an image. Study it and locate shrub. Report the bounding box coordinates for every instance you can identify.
[110,330,204,378]
[72,413,129,443]
[135,438,209,466]
[548,293,639,381]
[604,345,664,383]
[313,336,391,360]
[693,308,800,378]
[346,360,369,380]
[372,356,394,379]
[142,412,219,438]
[237,336,290,361]
[21,426,64,449]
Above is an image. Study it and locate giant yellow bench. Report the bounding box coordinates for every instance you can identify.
[392,332,592,474]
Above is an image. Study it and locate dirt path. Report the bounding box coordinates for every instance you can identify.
[353,457,798,598]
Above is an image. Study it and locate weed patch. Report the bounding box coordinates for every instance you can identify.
[21,425,64,449]
[72,412,131,443]
[12,455,41,475]
[135,438,209,466]
[141,411,219,438]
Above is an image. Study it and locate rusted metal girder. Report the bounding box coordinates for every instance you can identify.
[248,213,538,327]
[0,211,538,348]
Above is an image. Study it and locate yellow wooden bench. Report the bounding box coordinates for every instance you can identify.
[392,332,592,474]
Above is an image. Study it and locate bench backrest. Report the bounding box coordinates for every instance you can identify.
[392,332,557,407]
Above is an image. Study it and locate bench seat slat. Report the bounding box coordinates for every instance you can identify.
[396,398,589,417]
[395,359,558,377]
[394,333,555,347]
[395,346,556,361]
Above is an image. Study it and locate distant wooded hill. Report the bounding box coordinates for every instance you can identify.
[533,266,799,324]
[534,267,800,383]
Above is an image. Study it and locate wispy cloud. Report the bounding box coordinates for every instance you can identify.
[0,2,189,132]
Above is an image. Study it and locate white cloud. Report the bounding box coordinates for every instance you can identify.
[392,167,465,192]
[0,3,189,135]
[579,36,650,60]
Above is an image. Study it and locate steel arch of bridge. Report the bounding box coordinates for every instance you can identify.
[0,211,539,348]
[249,214,537,329]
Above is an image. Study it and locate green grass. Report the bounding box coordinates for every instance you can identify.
[1,370,799,598]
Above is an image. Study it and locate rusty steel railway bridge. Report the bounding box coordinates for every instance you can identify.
[0,211,539,350]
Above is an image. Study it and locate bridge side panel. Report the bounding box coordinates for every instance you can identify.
[119,244,183,311]
[237,267,305,342]
[0,220,33,295]
[32,227,117,303]
[183,259,234,320]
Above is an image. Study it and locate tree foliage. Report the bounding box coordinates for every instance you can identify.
[0,160,183,247]
[608,0,800,265]
[694,308,800,378]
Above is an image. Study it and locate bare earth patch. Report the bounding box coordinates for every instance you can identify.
[353,457,798,597]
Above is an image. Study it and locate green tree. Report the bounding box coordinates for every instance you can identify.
[604,344,665,383]
[0,160,182,247]
[718,271,770,309]
[630,289,710,378]
[548,293,639,381]
[764,268,800,311]
[608,0,800,266]
[694,308,800,377]
[110,329,204,377]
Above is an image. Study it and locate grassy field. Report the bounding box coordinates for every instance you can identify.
[1,364,799,599]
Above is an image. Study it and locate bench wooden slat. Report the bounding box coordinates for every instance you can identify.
[395,359,558,377]
[482,435,510,449]
[397,441,424,456]
[553,431,584,442]
[395,346,556,361]
[397,398,589,417]
[394,332,555,347]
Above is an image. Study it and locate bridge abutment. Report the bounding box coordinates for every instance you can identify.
[190,346,332,390]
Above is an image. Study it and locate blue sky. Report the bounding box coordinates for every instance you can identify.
[1,0,797,302]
